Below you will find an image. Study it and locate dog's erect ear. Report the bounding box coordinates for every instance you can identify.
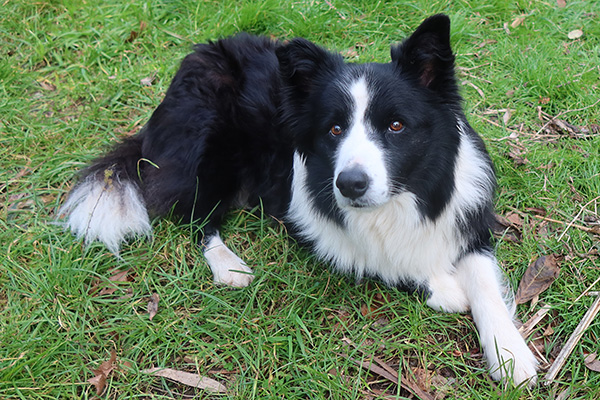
[391,14,457,94]
[276,38,343,96]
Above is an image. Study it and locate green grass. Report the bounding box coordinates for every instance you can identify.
[1,0,600,398]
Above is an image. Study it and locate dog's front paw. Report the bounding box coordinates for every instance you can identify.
[488,332,538,387]
[212,261,255,288]
[203,237,255,288]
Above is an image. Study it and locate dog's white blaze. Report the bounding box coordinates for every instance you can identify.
[60,176,151,254]
[334,78,388,207]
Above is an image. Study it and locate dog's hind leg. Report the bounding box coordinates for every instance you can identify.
[142,164,255,288]
[455,252,538,387]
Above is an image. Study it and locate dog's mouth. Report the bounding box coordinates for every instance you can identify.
[336,194,387,210]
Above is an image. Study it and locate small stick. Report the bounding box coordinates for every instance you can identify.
[519,305,551,338]
[556,195,600,242]
[341,337,398,380]
[570,275,600,308]
[533,215,599,235]
[544,295,600,384]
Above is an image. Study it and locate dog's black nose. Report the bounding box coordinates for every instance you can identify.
[336,168,370,200]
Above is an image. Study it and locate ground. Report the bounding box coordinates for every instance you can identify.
[1,1,599,398]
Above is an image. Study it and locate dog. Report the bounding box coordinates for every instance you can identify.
[60,14,538,386]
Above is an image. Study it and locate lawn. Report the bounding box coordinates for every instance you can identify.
[1,0,599,398]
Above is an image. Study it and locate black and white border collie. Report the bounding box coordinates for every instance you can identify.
[60,15,538,386]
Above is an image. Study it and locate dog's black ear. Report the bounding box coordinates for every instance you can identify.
[391,14,457,95]
[276,38,343,96]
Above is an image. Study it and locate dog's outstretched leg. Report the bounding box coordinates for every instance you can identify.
[456,252,538,387]
[202,231,254,288]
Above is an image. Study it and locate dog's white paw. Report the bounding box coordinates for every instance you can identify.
[487,331,538,387]
[203,234,255,288]
[212,258,255,288]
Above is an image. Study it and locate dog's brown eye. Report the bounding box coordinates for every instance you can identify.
[330,125,343,136]
[389,121,404,132]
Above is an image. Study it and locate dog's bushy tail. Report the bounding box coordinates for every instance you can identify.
[59,135,151,254]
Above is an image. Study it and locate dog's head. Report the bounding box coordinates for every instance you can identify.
[277,15,463,220]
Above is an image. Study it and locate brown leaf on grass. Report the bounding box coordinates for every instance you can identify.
[525,207,547,216]
[142,367,227,393]
[511,16,526,28]
[557,0,567,7]
[506,141,530,165]
[88,349,117,395]
[90,268,134,296]
[360,292,391,318]
[515,255,560,304]
[7,193,34,211]
[148,293,160,321]
[506,211,524,228]
[584,353,600,372]
[413,367,432,391]
[125,21,148,43]
[140,75,154,86]
[341,47,359,59]
[98,269,131,296]
[38,79,56,91]
[493,214,522,243]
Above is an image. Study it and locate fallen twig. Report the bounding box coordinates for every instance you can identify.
[544,295,600,385]
[535,99,600,136]
[570,275,600,308]
[477,115,522,138]
[341,337,398,380]
[556,196,600,242]
[339,338,434,399]
[337,353,398,383]
[519,304,551,338]
[533,215,600,235]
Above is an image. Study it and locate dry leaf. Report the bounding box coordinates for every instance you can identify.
[539,96,551,105]
[342,48,358,59]
[493,214,522,243]
[557,0,566,7]
[126,21,148,43]
[360,292,391,319]
[515,255,560,304]
[142,367,227,393]
[140,76,154,86]
[97,269,131,296]
[502,109,512,125]
[525,207,547,216]
[567,29,583,39]
[88,373,107,396]
[506,211,524,228]
[38,80,56,91]
[584,353,600,372]
[88,349,117,395]
[511,16,526,28]
[148,293,160,321]
[507,150,529,166]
